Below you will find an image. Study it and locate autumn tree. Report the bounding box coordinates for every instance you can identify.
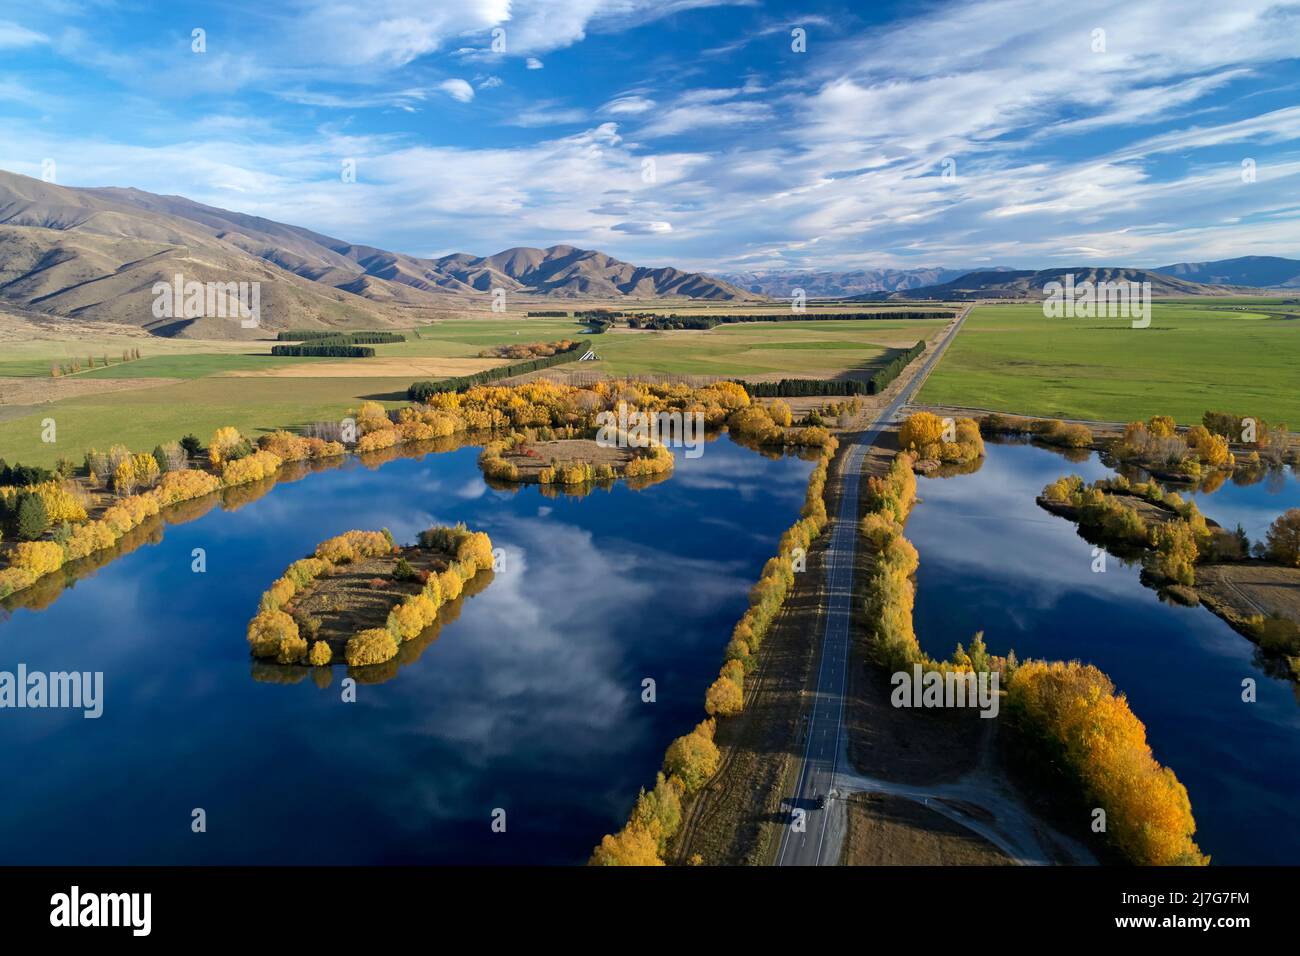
[588,824,663,866]
[628,773,682,852]
[1148,415,1177,438]
[1186,425,1230,468]
[768,398,793,427]
[1007,660,1207,866]
[898,411,946,450]
[208,426,248,467]
[663,720,720,795]
[704,675,743,716]
[1266,509,1300,567]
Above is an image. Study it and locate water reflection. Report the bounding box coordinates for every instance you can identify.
[0,435,813,864]
[908,438,1300,864]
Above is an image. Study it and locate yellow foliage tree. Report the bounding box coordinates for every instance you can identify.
[588,824,664,866]
[898,411,946,450]
[208,426,245,466]
[663,720,720,794]
[704,675,744,716]
[1008,660,1207,866]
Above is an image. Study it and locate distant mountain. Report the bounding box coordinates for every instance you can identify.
[855,266,1236,301]
[1152,256,1300,288]
[720,267,990,298]
[0,169,753,337]
[428,245,749,299]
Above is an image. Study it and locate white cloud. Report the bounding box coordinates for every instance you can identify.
[0,20,47,48]
[613,220,673,234]
[502,103,587,127]
[525,57,544,70]
[601,95,655,115]
[637,98,772,137]
[437,78,475,102]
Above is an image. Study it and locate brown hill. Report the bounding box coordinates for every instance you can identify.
[0,169,755,337]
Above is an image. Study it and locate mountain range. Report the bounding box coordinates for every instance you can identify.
[0,169,752,337]
[1151,256,1300,288]
[732,259,1300,301]
[720,267,978,298]
[852,267,1242,301]
[0,168,1295,337]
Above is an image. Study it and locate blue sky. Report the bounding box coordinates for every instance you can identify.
[1,0,1299,273]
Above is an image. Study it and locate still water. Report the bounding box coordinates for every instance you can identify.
[0,437,813,864]
[907,439,1300,865]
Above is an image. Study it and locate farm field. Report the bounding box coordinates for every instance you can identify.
[918,302,1300,424]
[0,313,949,465]
[573,317,948,378]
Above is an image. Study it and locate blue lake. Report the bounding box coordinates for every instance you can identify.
[907,439,1300,865]
[0,436,813,864]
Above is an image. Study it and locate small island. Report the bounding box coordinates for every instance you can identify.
[246,525,495,668]
[1038,475,1300,680]
[478,433,674,485]
[896,411,986,472]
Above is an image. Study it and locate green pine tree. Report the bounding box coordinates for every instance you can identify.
[16,492,50,541]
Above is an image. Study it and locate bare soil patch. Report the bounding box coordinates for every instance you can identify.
[841,792,1012,865]
[0,375,182,407]
[222,357,504,379]
[499,438,634,480]
[1197,562,1300,621]
[288,545,456,656]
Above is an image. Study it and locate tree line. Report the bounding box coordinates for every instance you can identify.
[626,311,952,330]
[275,330,406,343]
[866,340,926,395]
[858,452,1206,866]
[407,341,586,401]
[736,378,869,397]
[590,430,839,865]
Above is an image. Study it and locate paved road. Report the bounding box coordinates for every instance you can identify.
[774,308,969,867]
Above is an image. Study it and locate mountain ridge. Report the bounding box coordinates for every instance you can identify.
[852,266,1247,301]
[0,169,754,337]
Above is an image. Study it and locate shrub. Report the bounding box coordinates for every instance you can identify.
[221,450,282,486]
[0,566,38,598]
[10,540,65,576]
[154,468,221,506]
[247,609,299,660]
[208,426,247,467]
[276,633,309,665]
[356,428,398,453]
[346,628,399,666]
[308,641,333,666]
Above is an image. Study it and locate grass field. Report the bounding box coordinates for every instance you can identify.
[0,313,948,466]
[580,318,947,378]
[918,303,1299,424]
